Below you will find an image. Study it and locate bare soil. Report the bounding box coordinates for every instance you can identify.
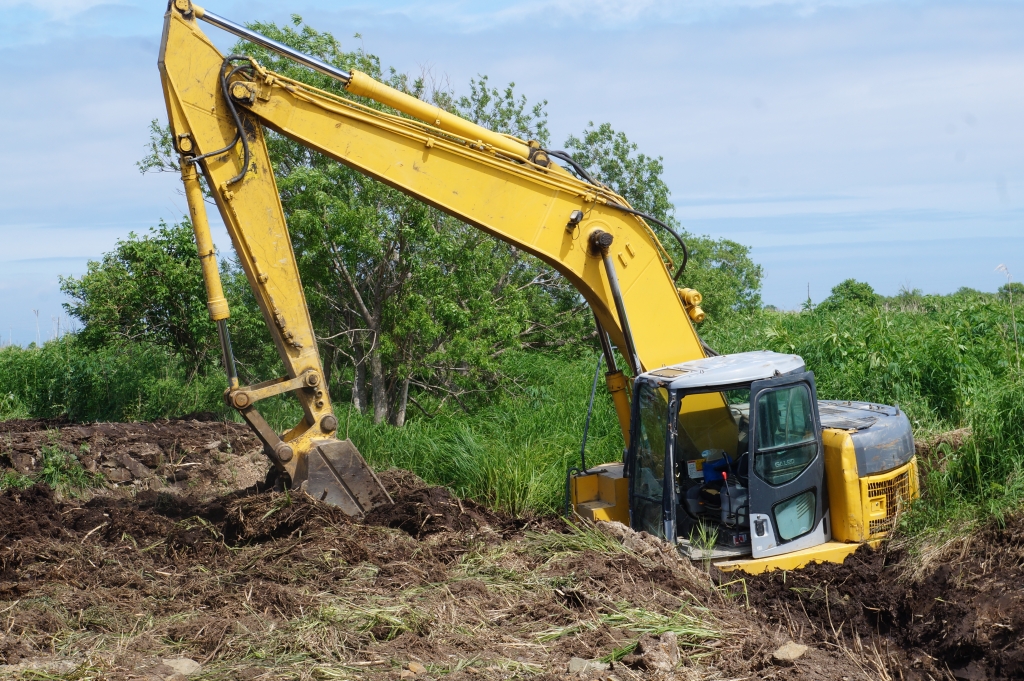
[739,517,1024,681]
[0,419,991,680]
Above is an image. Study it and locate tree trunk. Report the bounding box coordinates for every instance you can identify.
[352,333,368,414]
[369,332,388,424]
[388,376,410,427]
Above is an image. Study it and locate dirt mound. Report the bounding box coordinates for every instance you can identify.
[743,515,1024,680]
[364,468,508,538]
[0,418,895,680]
[0,418,265,496]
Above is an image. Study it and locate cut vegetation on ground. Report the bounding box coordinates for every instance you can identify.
[0,419,909,681]
[2,419,1021,680]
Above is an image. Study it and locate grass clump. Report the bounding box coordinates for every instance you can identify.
[34,433,104,495]
[523,520,630,559]
[0,469,33,491]
[535,598,720,647]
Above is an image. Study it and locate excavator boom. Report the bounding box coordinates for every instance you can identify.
[158,1,710,512]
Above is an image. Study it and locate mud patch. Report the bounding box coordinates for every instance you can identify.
[743,515,1024,680]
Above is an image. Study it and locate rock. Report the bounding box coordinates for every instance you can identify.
[660,631,680,666]
[772,641,808,664]
[399,671,416,679]
[406,661,427,675]
[133,443,164,467]
[634,632,680,672]
[104,467,132,483]
[119,454,153,480]
[161,658,201,677]
[568,657,611,674]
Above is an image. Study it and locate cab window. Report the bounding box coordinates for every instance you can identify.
[754,384,817,485]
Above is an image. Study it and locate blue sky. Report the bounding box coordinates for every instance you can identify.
[1,0,1021,345]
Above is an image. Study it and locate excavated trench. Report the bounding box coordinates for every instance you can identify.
[0,418,1019,680]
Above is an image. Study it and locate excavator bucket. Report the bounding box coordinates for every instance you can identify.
[299,439,393,515]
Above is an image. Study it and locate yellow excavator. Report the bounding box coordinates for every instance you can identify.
[158,1,918,574]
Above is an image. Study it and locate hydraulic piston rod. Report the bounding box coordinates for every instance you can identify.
[189,3,538,164]
[193,5,353,83]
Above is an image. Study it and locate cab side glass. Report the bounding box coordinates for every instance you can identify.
[774,490,816,540]
[632,383,669,537]
[754,384,817,485]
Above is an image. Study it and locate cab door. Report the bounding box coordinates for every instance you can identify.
[628,381,676,540]
[747,373,829,558]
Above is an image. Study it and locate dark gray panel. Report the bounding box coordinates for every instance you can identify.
[819,400,914,475]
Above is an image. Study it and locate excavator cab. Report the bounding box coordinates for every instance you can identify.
[598,350,919,572]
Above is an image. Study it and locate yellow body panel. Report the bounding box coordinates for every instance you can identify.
[824,427,919,543]
[571,463,630,525]
[822,428,865,541]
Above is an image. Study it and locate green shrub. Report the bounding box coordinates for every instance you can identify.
[704,291,1024,528]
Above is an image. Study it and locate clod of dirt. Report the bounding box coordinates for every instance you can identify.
[363,468,506,538]
[622,632,680,672]
[0,485,64,543]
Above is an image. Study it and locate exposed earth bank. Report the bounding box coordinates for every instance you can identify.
[742,517,1024,681]
[0,419,1018,680]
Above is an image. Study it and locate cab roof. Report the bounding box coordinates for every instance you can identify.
[638,350,805,391]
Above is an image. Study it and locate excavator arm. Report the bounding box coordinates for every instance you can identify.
[158,1,710,510]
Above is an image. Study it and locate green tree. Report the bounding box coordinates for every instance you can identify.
[998,281,1024,301]
[817,279,881,314]
[60,221,216,377]
[562,122,762,319]
[222,18,585,426]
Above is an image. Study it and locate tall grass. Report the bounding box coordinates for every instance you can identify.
[2,287,1022,527]
[0,337,228,422]
[353,353,623,515]
[704,289,1024,530]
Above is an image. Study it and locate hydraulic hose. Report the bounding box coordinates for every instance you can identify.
[545,148,689,281]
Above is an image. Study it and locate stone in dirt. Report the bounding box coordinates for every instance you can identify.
[568,657,611,674]
[405,661,427,675]
[631,631,680,672]
[120,454,153,480]
[772,641,808,664]
[161,658,201,676]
